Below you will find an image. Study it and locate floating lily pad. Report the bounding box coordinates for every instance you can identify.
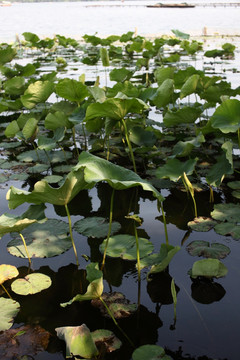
[186,241,230,259]
[211,203,240,223]
[55,324,99,359]
[189,259,228,279]
[43,175,63,184]
[0,264,19,284]
[27,163,49,174]
[188,217,217,232]
[0,325,50,359]
[91,329,122,353]
[91,292,137,319]
[132,344,172,360]
[8,219,72,258]
[214,222,240,240]
[0,298,20,331]
[11,273,52,295]
[227,181,240,190]
[99,234,154,261]
[74,216,121,238]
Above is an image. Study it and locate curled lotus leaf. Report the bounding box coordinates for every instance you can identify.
[91,292,137,319]
[139,244,180,273]
[91,329,122,353]
[186,241,230,259]
[0,298,20,331]
[132,344,172,360]
[211,203,240,223]
[214,222,240,240]
[0,264,19,285]
[189,259,228,279]
[8,219,71,258]
[11,273,52,295]
[74,216,121,238]
[55,324,98,359]
[99,234,154,261]
[187,217,217,232]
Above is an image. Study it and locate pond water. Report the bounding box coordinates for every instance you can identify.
[0,11,240,360]
[0,0,240,43]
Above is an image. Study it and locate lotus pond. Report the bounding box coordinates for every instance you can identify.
[0,30,240,360]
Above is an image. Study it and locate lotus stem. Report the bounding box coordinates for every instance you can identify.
[209,185,214,203]
[121,119,137,173]
[1,284,13,300]
[99,295,135,348]
[72,127,80,157]
[59,145,68,164]
[133,222,141,308]
[238,128,240,149]
[159,201,169,246]
[171,278,177,323]
[65,204,79,266]
[19,232,31,266]
[101,188,115,270]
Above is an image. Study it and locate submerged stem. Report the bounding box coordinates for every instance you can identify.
[1,284,13,300]
[72,127,80,157]
[19,232,31,266]
[121,119,137,173]
[159,201,169,245]
[65,204,79,266]
[99,296,135,348]
[101,188,115,270]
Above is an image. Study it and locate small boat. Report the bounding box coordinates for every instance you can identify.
[147,3,195,8]
[0,1,11,6]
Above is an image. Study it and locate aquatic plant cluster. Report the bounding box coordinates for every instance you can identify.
[0,30,239,359]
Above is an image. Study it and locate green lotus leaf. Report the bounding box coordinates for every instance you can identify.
[74,216,121,238]
[5,120,20,138]
[154,66,175,86]
[210,99,240,133]
[214,222,240,240]
[109,67,133,83]
[7,219,72,258]
[17,149,49,163]
[0,298,20,331]
[186,241,230,259]
[107,81,139,98]
[132,344,172,360]
[189,258,228,279]
[139,244,180,275]
[11,273,52,295]
[100,47,109,66]
[155,158,197,182]
[43,175,63,184]
[172,29,190,39]
[22,32,40,44]
[211,203,240,223]
[163,106,202,127]
[9,173,29,182]
[100,234,154,261]
[61,263,103,306]
[27,164,50,174]
[180,74,200,99]
[85,94,148,122]
[153,79,174,108]
[0,45,16,66]
[129,126,156,147]
[227,181,240,190]
[22,118,38,141]
[74,152,164,201]
[206,151,233,187]
[6,165,87,209]
[173,132,205,157]
[21,80,54,109]
[88,86,106,103]
[55,78,89,103]
[38,127,65,151]
[0,204,46,238]
[45,111,73,130]
[0,264,19,285]
[187,217,217,232]
[3,76,25,96]
[55,324,99,359]
[91,329,121,352]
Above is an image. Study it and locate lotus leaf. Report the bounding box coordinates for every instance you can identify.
[189,259,228,279]
[99,234,154,261]
[55,324,99,359]
[211,203,240,223]
[187,217,217,232]
[227,181,240,190]
[186,241,230,259]
[55,78,89,103]
[21,80,54,109]
[109,67,133,83]
[154,66,175,86]
[22,118,38,141]
[74,216,121,238]
[8,219,72,258]
[45,111,73,130]
[173,132,205,157]
[172,29,190,39]
[74,151,164,201]
[129,126,156,147]
[152,79,174,108]
[214,222,240,240]
[5,120,20,138]
[11,273,52,295]
[132,344,172,360]
[43,175,63,184]
[180,74,200,99]
[163,106,202,127]
[210,99,240,133]
[91,329,121,352]
[0,46,16,66]
[3,76,25,96]
[0,264,19,285]
[0,298,20,331]
[155,158,197,182]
